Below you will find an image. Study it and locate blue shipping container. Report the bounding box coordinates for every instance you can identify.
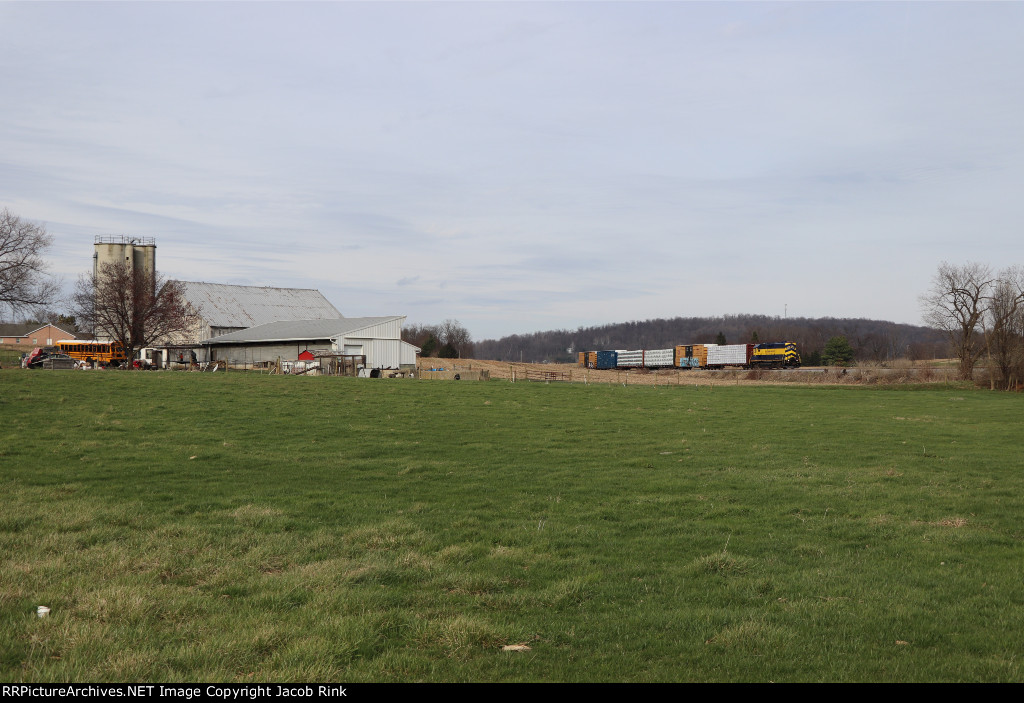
[595,350,618,370]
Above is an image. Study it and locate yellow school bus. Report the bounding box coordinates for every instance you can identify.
[56,340,128,367]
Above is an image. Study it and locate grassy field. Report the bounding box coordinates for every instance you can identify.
[0,346,25,369]
[1,370,1022,682]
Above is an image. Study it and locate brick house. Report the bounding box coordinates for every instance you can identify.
[0,323,77,347]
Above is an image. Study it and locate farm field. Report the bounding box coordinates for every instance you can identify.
[1,371,1022,682]
[417,357,963,386]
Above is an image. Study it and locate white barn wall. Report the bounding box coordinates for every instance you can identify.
[333,318,407,368]
[400,341,419,367]
[207,340,410,368]
[210,343,327,365]
[197,316,417,369]
[344,318,403,341]
[367,339,403,369]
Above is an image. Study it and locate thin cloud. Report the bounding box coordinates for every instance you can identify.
[2,2,1023,338]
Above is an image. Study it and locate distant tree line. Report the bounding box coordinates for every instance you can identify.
[403,319,473,359]
[472,314,946,366]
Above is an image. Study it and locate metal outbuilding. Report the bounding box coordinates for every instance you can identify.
[197,316,419,369]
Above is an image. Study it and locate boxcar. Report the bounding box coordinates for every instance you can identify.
[705,344,753,368]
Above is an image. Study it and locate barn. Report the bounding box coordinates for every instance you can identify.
[198,316,419,369]
[171,281,344,341]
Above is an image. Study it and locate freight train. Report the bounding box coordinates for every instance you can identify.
[578,342,801,370]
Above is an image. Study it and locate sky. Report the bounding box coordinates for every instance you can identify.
[3,1,1023,341]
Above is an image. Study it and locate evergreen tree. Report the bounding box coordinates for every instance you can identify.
[822,336,855,366]
[420,334,439,357]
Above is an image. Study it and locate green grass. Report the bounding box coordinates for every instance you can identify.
[0,346,26,368]
[1,371,1022,682]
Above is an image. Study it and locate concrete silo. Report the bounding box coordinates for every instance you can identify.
[92,236,157,342]
[93,236,157,280]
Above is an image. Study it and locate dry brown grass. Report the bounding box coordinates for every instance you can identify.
[418,358,961,387]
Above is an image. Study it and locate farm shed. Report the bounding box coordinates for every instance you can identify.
[169,281,344,343]
[198,316,419,369]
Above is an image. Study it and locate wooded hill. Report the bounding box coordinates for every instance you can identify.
[472,314,947,365]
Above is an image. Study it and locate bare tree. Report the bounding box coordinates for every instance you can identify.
[438,318,473,358]
[984,266,1024,389]
[72,260,200,365]
[920,261,995,380]
[0,208,59,316]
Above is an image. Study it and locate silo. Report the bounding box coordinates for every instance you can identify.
[93,236,157,342]
[93,236,156,280]
[133,241,156,281]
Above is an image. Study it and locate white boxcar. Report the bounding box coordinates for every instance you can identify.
[706,344,750,367]
[616,350,645,368]
[643,348,675,368]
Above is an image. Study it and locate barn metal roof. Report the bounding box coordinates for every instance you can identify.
[174,281,343,328]
[199,316,404,345]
